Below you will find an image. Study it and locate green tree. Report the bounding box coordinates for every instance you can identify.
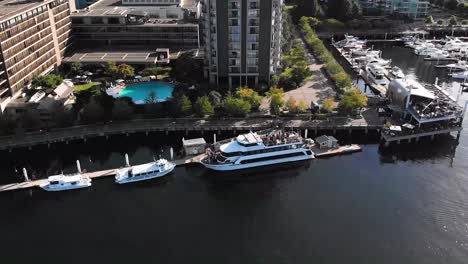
[194,96,214,117]
[266,87,285,115]
[449,15,458,26]
[339,89,367,113]
[222,95,251,117]
[31,74,63,89]
[322,97,335,113]
[297,100,308,113]
[425,15,435,24]
[235,87,262,110]
[112,99,134,121]
[437,19,445,26]
[105,62,118,77]
[116,64,135,79]
[175,95,192,116]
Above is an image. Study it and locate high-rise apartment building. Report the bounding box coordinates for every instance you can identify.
[0,0,75,109]
[201,0,283,88]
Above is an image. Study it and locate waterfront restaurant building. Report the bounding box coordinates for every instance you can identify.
[200,0,283,88]
[0,0,75,111]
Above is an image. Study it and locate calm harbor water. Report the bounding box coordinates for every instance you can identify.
[1,43,468,263]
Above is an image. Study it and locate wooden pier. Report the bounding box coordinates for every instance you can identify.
[311,144,362,158]
[0,154,206,193]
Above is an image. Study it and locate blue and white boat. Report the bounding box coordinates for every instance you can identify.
[202,130,314,171]
[115,158,175,184]
[40,174,92,192]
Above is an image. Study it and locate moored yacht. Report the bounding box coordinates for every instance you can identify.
[40,173,92,192]
[201,130,315,171]
[366,63,388,86]
[115,157,175,184]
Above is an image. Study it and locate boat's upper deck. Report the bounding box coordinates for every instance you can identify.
[220,131,303,154]
[48,174,82,183]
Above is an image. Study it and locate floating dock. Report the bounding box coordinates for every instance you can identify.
[312,144,362,158]
[0,154,206,193]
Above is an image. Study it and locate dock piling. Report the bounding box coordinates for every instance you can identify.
[213,133,217,143]
[305,129,308,139]
[125,153,130,167]
[22,168,29,182]
[76,160,82,173]
[170,147,174,160]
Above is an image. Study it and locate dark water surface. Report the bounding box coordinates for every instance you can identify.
[2,43,468,263]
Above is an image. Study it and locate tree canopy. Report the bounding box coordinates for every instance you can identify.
[235,87,262,110]
[339,89,367,113]
[194,96,214,117]
[31,74,63,89]
[222,96,251,117]
[266,87,285,115]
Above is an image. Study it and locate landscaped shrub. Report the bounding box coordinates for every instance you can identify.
[300,17,353,94]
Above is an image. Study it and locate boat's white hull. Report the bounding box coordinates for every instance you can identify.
[40,181,91,192]
[201,154,314,171]
[115,164,175,184]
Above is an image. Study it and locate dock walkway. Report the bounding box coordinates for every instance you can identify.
[0,154,206,193]
[312,144,362,157]
[0,117,383,151]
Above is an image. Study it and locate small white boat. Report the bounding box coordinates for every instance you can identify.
[389,66,405,79]
[40,174,92,192]
[424,49,450,60]
[115,159,175,184]
[449,71,468,80]
[445,61,468,71]
[414,46,439,56]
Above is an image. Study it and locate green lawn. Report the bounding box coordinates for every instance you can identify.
[74,82,101,92]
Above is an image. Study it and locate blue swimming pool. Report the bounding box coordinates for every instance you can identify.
[119,81,174,104]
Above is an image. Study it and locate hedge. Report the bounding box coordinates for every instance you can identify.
[299,17,352,93]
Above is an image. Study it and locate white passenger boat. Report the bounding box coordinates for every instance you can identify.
[389,66,405,80]
[201,130,315,171]
[40,173,92,192]
[366,63,388,86]
[115,159,175,184]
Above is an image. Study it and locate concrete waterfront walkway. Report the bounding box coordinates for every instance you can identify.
[0,117,382,151]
